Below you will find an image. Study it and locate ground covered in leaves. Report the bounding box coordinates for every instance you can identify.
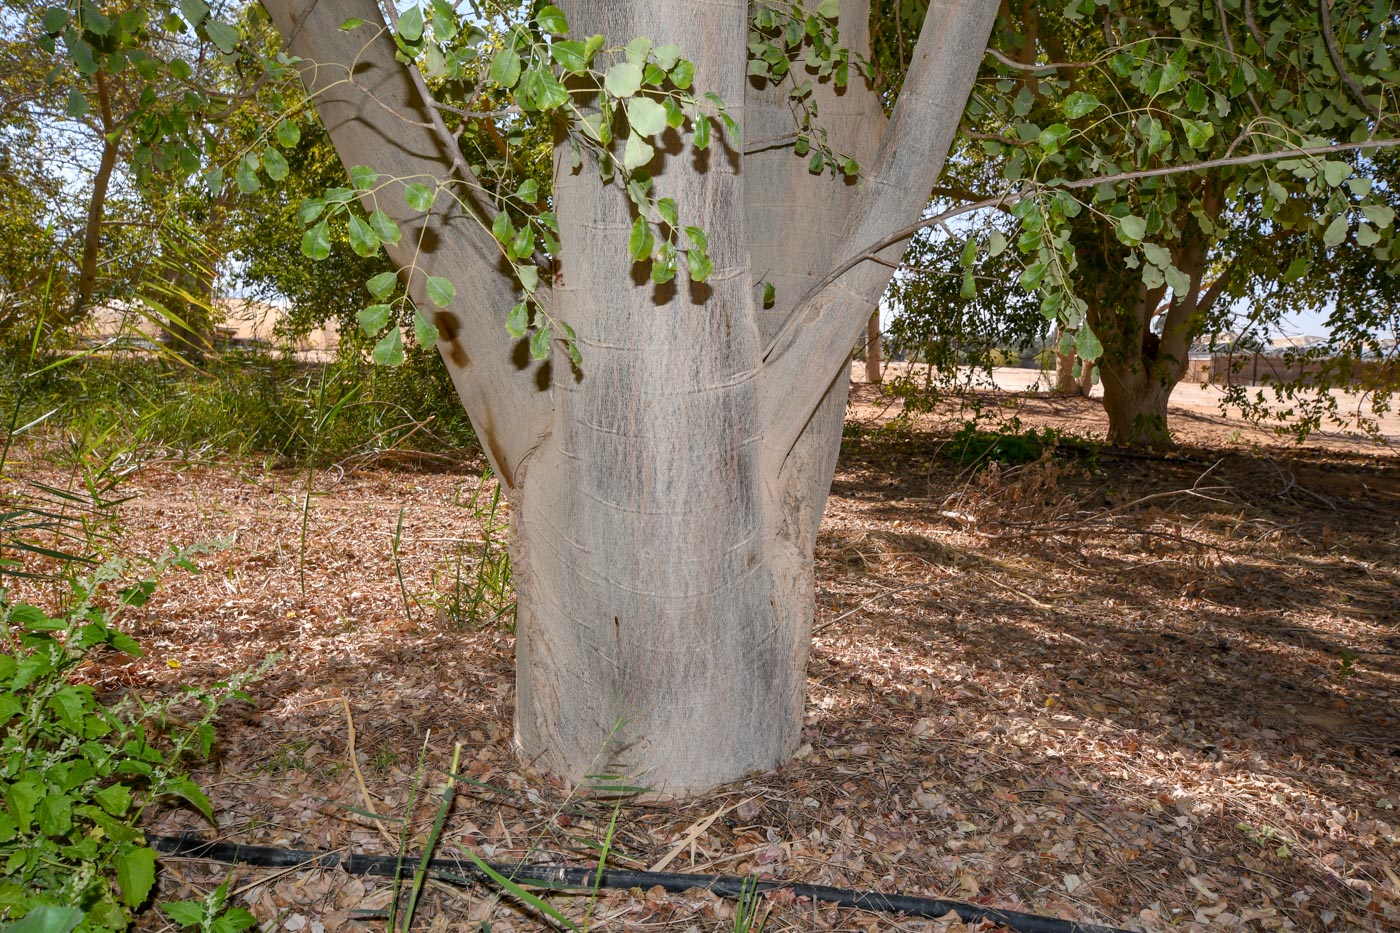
[5,386,1399,932]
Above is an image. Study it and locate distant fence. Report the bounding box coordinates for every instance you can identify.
[1185,353,1393,388]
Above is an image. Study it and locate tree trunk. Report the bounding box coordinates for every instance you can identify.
[67,71,120,325]
[265,0,998,795]
[864,312,882,383]
[1054,348,1080,394]
[1098,359,1175,448]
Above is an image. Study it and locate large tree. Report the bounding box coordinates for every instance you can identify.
[242,0,998,793]
[873,0,1398,447]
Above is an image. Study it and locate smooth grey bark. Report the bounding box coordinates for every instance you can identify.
[264,0,997,794]
[264,0,552,486]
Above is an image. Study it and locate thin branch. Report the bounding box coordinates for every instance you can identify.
[861,136,1400,264]
[743,132,802,154]
[1318,0,1381,121]
[985,47,1096,73]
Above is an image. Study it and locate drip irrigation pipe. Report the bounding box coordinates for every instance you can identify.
[149,834,1131,933]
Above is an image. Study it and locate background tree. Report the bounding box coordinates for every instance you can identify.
[875,0,1399,447]
[883,226,1049,404]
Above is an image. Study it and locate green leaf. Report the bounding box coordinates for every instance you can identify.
[1361,204,1395,228]
[960,271,977,299]
[521,64,569,110]
[762,281,776,306]
[1020,260,1048,289]
[718,112,741,147]
[413,310,440,346]
[623,132,655,170]
[404,182,434,212]
[38,791,72,836]
[263,146,289,181]
[339,16,365,30]
[1155,49,1187,95]
[627,97,667,136]
[1181,118,1213,148]
[625,36,652,64]
[204,19,239,53]
[94,784,131,816]
[988,230,1008,258]
[818,0,839,16]
[368,209,401,246]
[490,48,521,88]
[42,7,70,33]
[373,328,405,366]
[529,325,551,361]
[234,155,260,194]
[1346,177,1373,198]
[1355,224,1380,247]
[505,301,529,338]
[628,217,654,260]
[367,271,398,300]
[426,275,456,307]
[1322,213,1349,247]
[1321,161,1352,187]
[536,5,568,35]
[1115,214,1147,244]
[579,112,610,144]
[1075,326,1103,361]
[350,164,378,191]
[297,198,325,224]
[4,906,84,933]
[1282,256,1309,282]
[301,219,330,260]
[65,87,89,117]
[653,43,681,70]
[510,224,535,259]
[669,59,694,89]
[550,39,587,72]
[115,845,157,908]
[1037,123,1071,154]
[692,113,710,149]
[492,213,515,248]
[1062,91,1100,119]
[518,264,539,292]
[655,198,678,227]
[347,214,379,257]
[275,119,300,148]
[687,249,713,283]
[162,901,209,927]
[515,179,538,203]
[357,304,392,336]
[605,61,643,98]
[1164,262,1192,296]
[397,5,424,42]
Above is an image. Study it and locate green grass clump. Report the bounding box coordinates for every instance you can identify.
[1,346,477,467]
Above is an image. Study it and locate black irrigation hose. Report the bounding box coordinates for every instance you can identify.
[149,834,1131,933]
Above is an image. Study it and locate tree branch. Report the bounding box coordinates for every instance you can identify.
[260,0,552,488]
[848,136,1400,263]
[756,0,1001,471]
[1318,0,1382,122]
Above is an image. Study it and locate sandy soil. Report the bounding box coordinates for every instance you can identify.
[854,363,1400,454]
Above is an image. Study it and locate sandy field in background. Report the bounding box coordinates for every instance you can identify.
[853,362,1400,453]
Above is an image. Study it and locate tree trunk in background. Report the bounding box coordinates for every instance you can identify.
[1054,348,1080,394]
[1099,361,1174,447]
[265,0,998,794]
[864,311,882,383]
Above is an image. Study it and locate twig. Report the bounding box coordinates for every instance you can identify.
[340,695,399,848]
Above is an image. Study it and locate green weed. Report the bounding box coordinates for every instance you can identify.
[0,549,270,931]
